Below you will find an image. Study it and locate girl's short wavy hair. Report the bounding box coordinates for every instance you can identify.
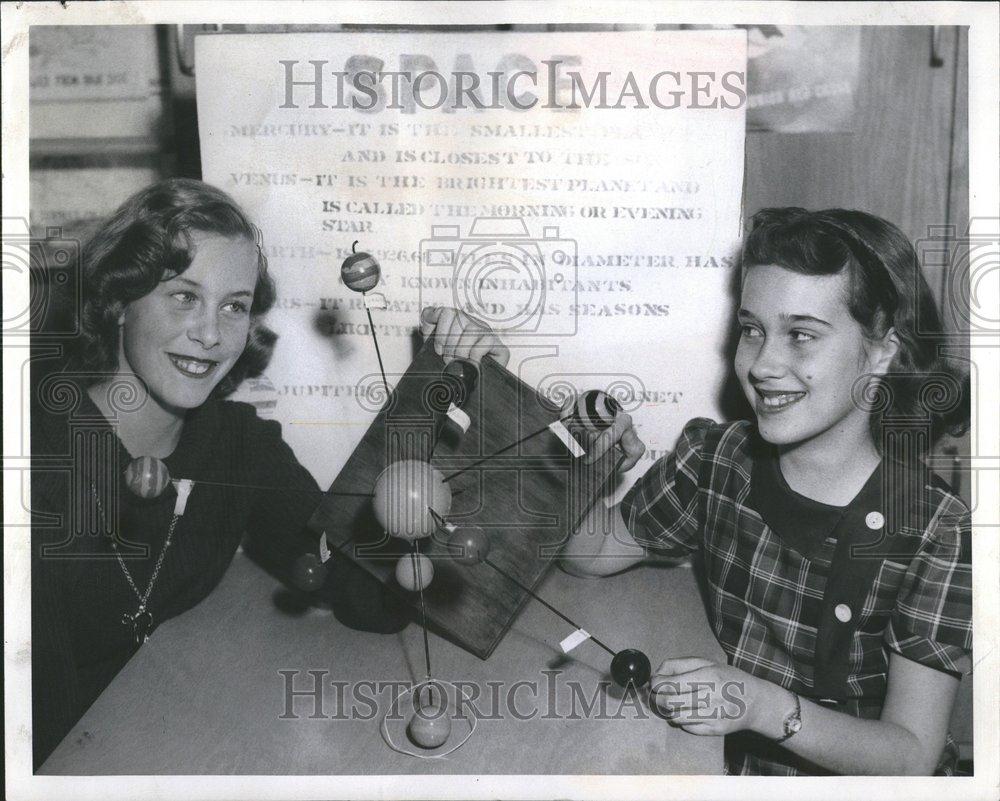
[74,178,276,397]
[741,207,969,447]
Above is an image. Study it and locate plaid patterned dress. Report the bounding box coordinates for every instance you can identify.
[621,418,973,776]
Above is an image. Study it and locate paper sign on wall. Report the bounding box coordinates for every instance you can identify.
[196,30,747,490]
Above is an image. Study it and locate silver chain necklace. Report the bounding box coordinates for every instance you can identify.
[92,481,189,645]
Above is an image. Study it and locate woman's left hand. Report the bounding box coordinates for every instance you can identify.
[419,306,510,368]
[651,656,767,736]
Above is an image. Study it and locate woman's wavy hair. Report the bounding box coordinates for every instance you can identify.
[73,178,276,397]
[741,207,969,448]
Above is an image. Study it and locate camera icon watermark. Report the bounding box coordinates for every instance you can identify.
[419,217,578,337]
[2,216,82,338]
[915,217,999,338]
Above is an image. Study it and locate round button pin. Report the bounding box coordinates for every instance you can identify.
[835,603,853,623]
[865,511,885,530]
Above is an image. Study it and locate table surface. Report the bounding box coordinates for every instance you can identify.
[40,550,725,775]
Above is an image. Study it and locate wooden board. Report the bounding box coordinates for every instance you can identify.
[308,339,618,659]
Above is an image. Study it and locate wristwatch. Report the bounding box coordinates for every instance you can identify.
[775,691,802,743]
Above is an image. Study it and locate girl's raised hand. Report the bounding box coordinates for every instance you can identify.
[419,306,510,368]
[583,409,646,472]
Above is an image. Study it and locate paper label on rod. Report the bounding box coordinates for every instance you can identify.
[363,292,388,311]
[172,479,194,516]
[446,402,471,434]
[549,420,585,458]
[560,628,591,653]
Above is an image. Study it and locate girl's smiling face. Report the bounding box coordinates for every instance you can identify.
[118,232,259,412]
[734,263,897,450]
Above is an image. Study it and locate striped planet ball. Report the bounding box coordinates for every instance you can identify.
[574,390,621,431]
[341,246,381,293]
[124,456,171,499]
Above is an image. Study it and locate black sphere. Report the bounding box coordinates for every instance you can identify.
[291,553,328,592]
[610,648,651,689]
[442,358,479,407]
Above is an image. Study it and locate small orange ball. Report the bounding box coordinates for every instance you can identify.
[395,553,434,591]
[407,699,451,749]
[447,525,490,565]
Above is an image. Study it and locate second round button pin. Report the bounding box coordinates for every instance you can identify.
[865,511,885,530]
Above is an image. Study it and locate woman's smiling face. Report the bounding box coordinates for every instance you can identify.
[734,263,896,450]
[118,231,259,412]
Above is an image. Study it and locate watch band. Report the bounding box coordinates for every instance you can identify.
[775,691,802,744]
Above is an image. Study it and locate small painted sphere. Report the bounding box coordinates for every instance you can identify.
[123,456,171,499]
[407,699,452,749]
[341,247,381,293]
[447,525,491,565]
[572,390,621,431]
[610,648,652,689]
[291,553,327,592]
[373,460,452,541]
[395,553,434,591]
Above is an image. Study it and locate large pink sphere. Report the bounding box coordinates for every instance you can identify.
[373,460,451,541]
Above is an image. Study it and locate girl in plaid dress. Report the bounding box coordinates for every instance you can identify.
[569,208,973,775]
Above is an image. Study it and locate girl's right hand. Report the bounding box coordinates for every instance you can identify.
[419,305,510,368]
[583,409,646,472]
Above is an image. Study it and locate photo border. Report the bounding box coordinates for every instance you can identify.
[4,2,998,800]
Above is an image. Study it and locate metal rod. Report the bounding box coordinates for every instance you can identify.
[482,556,615,658]
[365,305,390,398]
[443,416,570,483]
[412,540,434,700]
[187,478,372,498]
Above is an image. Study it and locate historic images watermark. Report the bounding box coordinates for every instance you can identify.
[277,669,749,723]
[278,59,747,113]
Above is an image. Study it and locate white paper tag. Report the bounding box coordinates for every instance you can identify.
[560,628,591,654]
[172,479,194,516]
[548,420,585,457]
[363,291,388,310]
[446,402,471,434]
[319,532,332,563]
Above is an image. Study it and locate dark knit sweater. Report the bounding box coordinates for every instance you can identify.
[30,368,409,768]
